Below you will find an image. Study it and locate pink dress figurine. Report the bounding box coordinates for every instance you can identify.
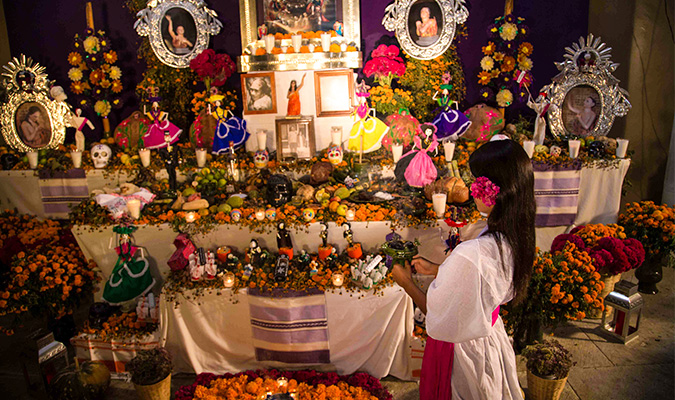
[141,90,182,149]
[404,132,439,188]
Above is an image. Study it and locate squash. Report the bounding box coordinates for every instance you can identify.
[50,359,110,400]
[347,243,363,260]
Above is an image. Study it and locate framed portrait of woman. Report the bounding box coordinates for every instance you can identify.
[275,116,316,161]
[134,0,222,68]
[1,55,68,152]
[382,0,468,60]
[241,72,277,114]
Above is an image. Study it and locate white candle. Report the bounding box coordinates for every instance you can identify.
[195,148,207,168]
[127,199,141,220]
[264,34,275,53]
[308,43,315,52]
[27,151,38,169]
[223,272,235,288]
[185,212,196,223]
[616,138,629,158]
[345,209,355,221]
[392,144,403,163]
[331,272,344,287]
[255,209,266,221]
[443,141,456,162]
[70,150,82,168]
[331,126,342,145]
[291,34,302,50]
[522,140,535,158]
[432,192,447,218]
[139,148,151,167]
[340,43,348,52]
[568,140,581,158]
[320,33,331,50]
[256,131,267,151]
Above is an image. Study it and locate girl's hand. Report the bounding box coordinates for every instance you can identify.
[411,255,439,276]
[391,260,414,287]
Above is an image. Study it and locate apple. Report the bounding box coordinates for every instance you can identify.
[336,204,348,216]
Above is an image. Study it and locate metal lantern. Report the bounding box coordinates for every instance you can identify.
[601,280,643,344]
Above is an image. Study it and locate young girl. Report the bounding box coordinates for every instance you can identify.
[392,139,535,400]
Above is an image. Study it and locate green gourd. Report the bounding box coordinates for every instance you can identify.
[50,359,111,400]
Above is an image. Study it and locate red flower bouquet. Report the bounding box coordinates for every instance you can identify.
[363,44,406,87]
[190,49,236,89]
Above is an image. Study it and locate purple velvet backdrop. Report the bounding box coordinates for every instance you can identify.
[3,0,587,140]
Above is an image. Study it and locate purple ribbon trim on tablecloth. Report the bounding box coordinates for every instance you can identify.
[254,349,331,364]
[249,304,327,321]
[536,213,579,227]
[251,325,329,344]
[38,168,89,219]
[533,163,582,227]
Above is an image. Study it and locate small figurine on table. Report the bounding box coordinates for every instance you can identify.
[527,92,551,145]
[342,222,363,259]
[247,239,263,268]
[297,250,311,270]
[277,222,294,260]
[143,88,182,149]
[432,75,471,142]
[242,263,254,281]
[70,109,95,152]
[158,131,180,195]
[318,222,333,260]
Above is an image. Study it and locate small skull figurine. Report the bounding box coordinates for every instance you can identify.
[327,143,343,166]
[303,208,315,222]
[549,145,562,157]
[91,144,112,168]
[265,208,277,220]
[254,149,269,169]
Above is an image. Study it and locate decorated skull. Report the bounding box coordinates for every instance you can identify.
[254,149,269,169]
[230,209,242,222]
[549,145,562,157]
[266,208,277,220]
[327,143,343,166]
[303,208,315,221]
[91,144,112,168]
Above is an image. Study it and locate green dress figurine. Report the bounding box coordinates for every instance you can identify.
[102,225,155,305]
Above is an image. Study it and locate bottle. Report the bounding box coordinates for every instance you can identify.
[225,141,240,192]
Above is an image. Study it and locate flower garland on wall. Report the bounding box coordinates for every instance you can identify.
[477,14,533,107]
[67,29,124,134]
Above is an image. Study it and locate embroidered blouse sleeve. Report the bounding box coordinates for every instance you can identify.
[425,240,497,343]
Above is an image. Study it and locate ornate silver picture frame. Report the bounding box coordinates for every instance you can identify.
[540,34,631,138]
[134,0,222,69]
[382,0,468,60]
[0,56,69,152]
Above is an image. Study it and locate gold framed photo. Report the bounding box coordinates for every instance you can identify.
[314,70,354,117]
[241,72,278,115]
[275,116,316,162]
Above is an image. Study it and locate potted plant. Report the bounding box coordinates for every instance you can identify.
[522,339,575,400]
[126,347,172,400]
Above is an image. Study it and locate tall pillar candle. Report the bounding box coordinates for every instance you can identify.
[71,150,83,168]
[256,131,267,151]
[616,139,629,158]
[443,141,456,162]
[139,148,151,167]
[291,34,302,51]
[27,151,38,169]
[320,33,331,50]
[392,144,403,163]
[522,140,535,158]
[195,148,207,168]
[568,140,581,158]
[264,35,275,53]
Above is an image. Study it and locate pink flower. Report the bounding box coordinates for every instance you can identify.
[551,234,586,253]
[470,176,500,207]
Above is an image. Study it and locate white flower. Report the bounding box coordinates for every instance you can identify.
[496,89,513,107]
[499,23,518,41]
[480,56,495,71]
[68,68,83,82]
[108,66,122,80]
[83,36,100,54]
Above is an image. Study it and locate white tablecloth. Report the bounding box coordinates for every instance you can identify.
[159,285,415,379]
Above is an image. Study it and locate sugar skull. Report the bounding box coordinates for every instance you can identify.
[254,149,269,169]
[266,208,277,220]
[327,144,343,166]
[549,145,562,157]
[91,144,112,169]
[230,209,242,222]
[303,208,315,221]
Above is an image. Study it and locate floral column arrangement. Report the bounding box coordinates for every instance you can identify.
[364,44,410,117]
[477,14,533,108]
[67,29,124,137]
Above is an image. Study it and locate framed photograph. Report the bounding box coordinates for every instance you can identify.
[314,70,354,117]
[540,34,631,138]
[1,55,68,152]
[382,0,468,60]
[134,0,222,69]
[275,117,316,161]
[241,72,277,114]
[239,0,361,52]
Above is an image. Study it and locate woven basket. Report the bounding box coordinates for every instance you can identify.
[527,370,567,400]
[134,374,171,400]
[588,273,621,319]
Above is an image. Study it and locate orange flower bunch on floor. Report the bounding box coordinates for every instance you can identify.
[80,311,158,341]
[193,375,378,400]
[0,211,100,332]
[571,223,626,247]
[619,201,675,255]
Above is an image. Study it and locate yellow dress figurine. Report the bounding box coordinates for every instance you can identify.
[346,103,389,153]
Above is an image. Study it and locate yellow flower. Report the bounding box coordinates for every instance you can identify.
[480,56,494,71]
[111,80,123,93]
[70,81,85,95]
[496,89,513,107]
[94,100,111,116]
[518,56,533,71]
[103,51,117,64]
[493,52,505,61]
[68,68,83,82]
[499,23,518,41]
[67,52,82,66]
[482,41,496,55]
[501,56,516,72]
[477,71,492,85]
[108,66,122,80]
[83,36,100,54]
[519,42,534,56]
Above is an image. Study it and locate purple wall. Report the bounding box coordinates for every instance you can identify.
[3,0,588,135]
